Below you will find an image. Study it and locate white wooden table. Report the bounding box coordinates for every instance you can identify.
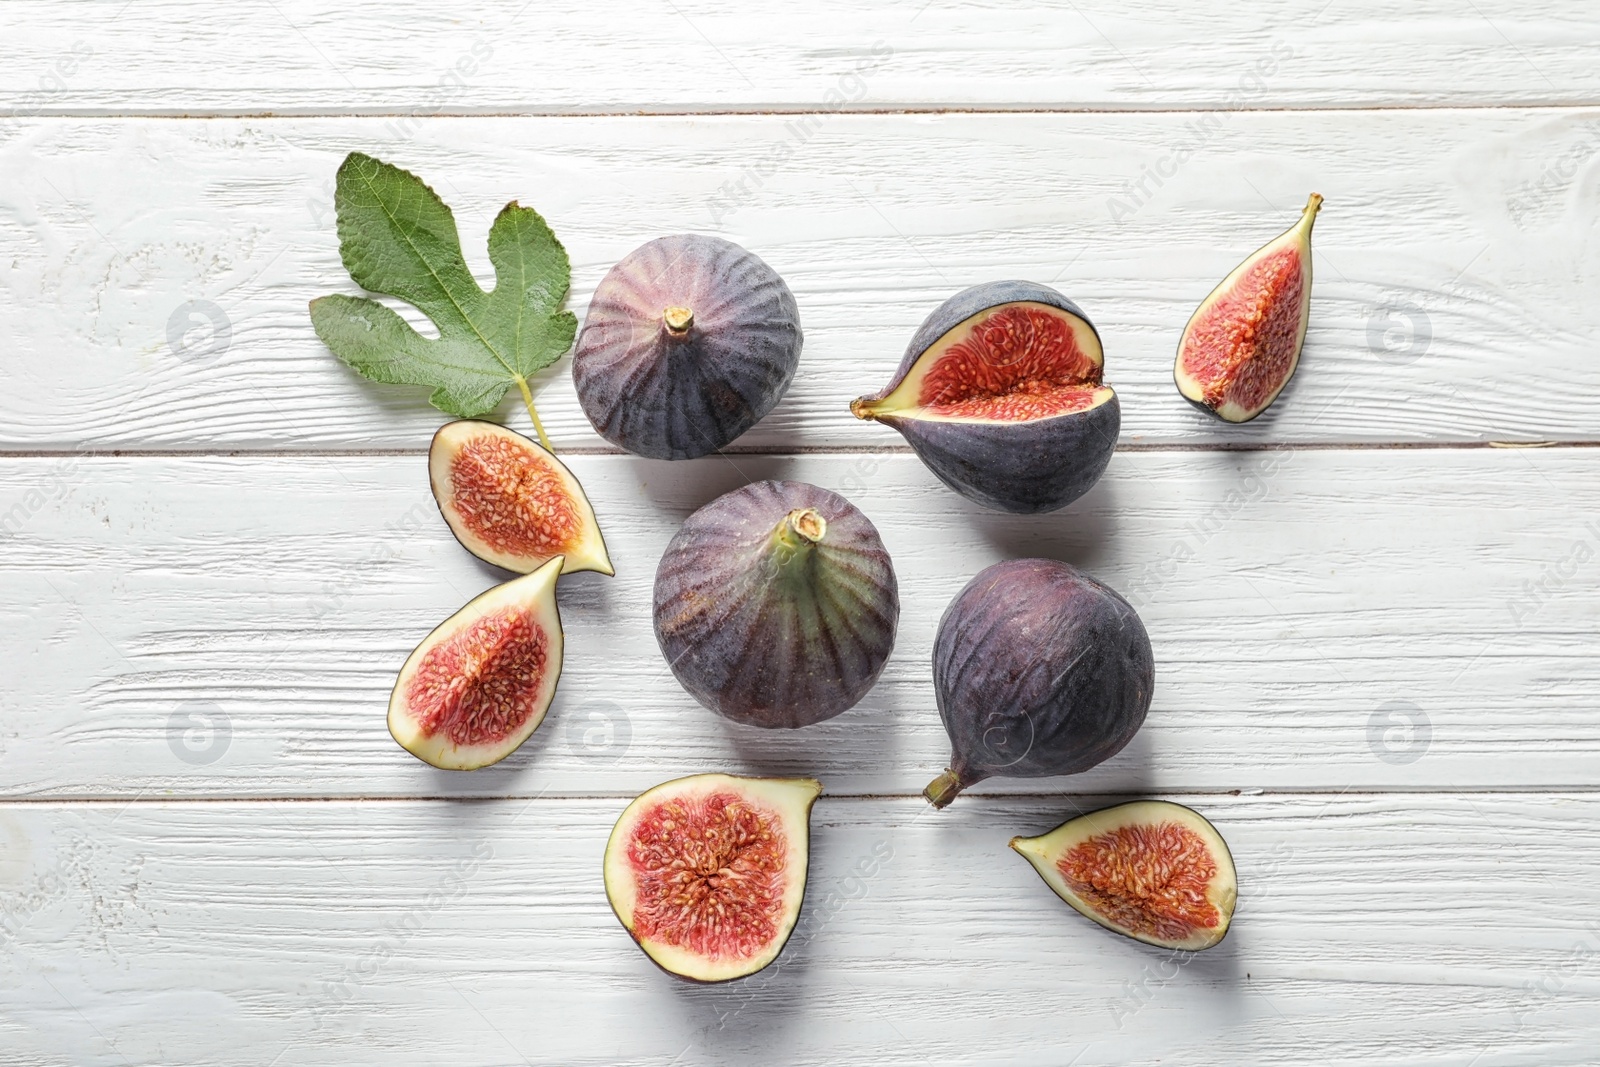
[3,3,1599,1063]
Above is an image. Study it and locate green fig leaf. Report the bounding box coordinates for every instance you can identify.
[310,152,575,441]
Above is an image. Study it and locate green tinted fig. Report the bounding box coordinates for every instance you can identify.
[654,480,898,728]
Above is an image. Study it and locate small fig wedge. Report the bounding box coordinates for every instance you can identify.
[388,556,564,770]
[924,559,1153,808]
[573,235,802,459]
[429,419,612,576]
[852,281,1118,514]
[654,480,899,728]
[1011,801,1237,951]
[1175,194,1323,423]
[604,773,822,982]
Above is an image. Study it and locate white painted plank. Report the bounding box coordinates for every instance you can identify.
[3,112,1597,451]
[3,1,1599,113]
[0,793,1596,1066]
[3,449,1597,798]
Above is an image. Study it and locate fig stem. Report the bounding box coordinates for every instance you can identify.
[772,508,827,562]
[662,306,695,335]
[923,769,965,809]
[514,375,555,452]
[1298,192,1324,232]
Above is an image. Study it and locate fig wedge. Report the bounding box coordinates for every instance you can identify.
[388,556,564,770]
[604,773,822,982]
[1175,194,1323,423]
[1012,801,1237,951]
[429,419,612,576]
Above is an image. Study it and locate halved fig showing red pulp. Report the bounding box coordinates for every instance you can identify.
[388,556,564,770]
[1011,800,1237,951]
[852,281,1118,514]
[429,419,612,576]
[604,773,821,982]
[1175,194,1323,423]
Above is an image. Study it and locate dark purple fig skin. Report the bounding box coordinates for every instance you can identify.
[573,235,802,460]
[925,558,1153,807]
[654,480,899,729]
[855,281,1119,514]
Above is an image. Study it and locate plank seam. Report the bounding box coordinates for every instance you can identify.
[6,102,1600,119]
[1,787,1596,805]
[0,441,1593,459]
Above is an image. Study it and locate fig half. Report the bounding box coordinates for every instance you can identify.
[604,773,822,982]
[429,419,612,576]
[573,234,802,459]
[852,281,1118,514]
[388,556,564,770]
[1175,193,1323,423]
[1011,801,1237,951]
[924,559,1153,808]
[654,480,899,728]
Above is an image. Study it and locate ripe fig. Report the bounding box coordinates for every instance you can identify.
[1011,800,1237,951]
[851,281,1118,514]
[1175,193,1323,423]
[428,419,612,576]
[654,480,898,728]
[388,556,564,770]
[604,773,822,982]
[923,559,1153,808]
[573,235,802,459]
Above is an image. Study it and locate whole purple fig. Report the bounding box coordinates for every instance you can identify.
[924,558,1153,807]
[574,235,802,460]
[654,480,898,728]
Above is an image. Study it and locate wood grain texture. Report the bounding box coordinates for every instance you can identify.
[3,449,1597,798]
[3,1,1599,114]
[0,793,1596,1066]
[2,111,1597,451]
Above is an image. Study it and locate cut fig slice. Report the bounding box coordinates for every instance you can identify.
[852,281,1119,514]
[653,480,899,729]
[604,773,822,982]
[1175,194,1323,423]
[388,556,564,770]
[429,419,612,576]
[1011,801,1237,951]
